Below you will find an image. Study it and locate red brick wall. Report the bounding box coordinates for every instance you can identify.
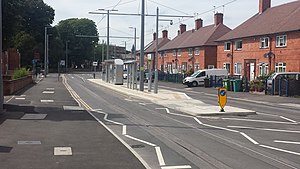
[217,31,300,77]
[1,48,21,75]
[204,46,217,68]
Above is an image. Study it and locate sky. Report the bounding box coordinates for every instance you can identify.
[43,0,297,50]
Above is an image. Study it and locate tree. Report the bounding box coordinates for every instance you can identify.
[3,0,54,66]
[56,18,99,67]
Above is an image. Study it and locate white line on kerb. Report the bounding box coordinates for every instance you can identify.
[194,117,203,125]
[228,126,300,133]
[203,124,240,133]
[240,132,259,145]
[161,165,192,169]
[274,140,300,145]
[260,144,300,156]
[155,146,166,166]
[222,117,296,124]
[156,108,192,118]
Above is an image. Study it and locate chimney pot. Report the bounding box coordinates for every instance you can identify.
[162,30,168,38]
[259,0,271,14]
[153,32,156,41]
[214,13,223,27]
[195,18,203,30]
[180,24,186,34]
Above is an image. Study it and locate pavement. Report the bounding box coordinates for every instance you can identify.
[88,79,257,116]
[0,74,146,169]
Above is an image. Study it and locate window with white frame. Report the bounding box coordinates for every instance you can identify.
[172,50,176,56]
[182,62,187,72]
[260,37,269,48]
[177,49,181,56]
[224,42,231,51]
[223,63,230,73]
[194,64,200,71]
[276,35,287,47]
[275,62,286,72]
[235,40,242,50]
[188,48,193,56]
[195,48,200,55]
[258,63,268,76]
[234,63,242,75]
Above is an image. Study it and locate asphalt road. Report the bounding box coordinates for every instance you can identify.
[64,72,300,169]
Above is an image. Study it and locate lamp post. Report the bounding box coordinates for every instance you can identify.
[44,27,48,77]
[0,0,3,114]
[129,27,137,89]
[139,0,145,91]
[65,40,69,72]
[98,9,118,60]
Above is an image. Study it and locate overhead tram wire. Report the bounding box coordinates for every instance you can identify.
[148,0,191,16]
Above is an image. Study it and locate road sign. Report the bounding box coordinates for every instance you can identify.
[60,60,65,66]
[218,88,227,112]
[93,61,98,67]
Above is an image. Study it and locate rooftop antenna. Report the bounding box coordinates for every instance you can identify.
[223,5,225,15]
[213,6,216,14]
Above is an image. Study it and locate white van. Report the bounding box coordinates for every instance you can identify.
[183,69,228,87]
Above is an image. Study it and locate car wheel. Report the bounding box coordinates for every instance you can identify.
[192,81,198,87]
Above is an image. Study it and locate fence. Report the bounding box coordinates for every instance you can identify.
[266,78,300,97]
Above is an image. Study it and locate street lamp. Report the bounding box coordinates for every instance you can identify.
[44,26,51,77]
[129,27,137,89]
[0,0,3,114]
[65,40,70,72]
[97,9,118,60]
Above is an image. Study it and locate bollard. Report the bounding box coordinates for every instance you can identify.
[278,78,282,96]
[265,79,268,95]
[271,79,275,95]
[286,79,289,97]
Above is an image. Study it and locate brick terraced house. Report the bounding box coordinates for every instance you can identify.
[158,13,231,74]
[216,0,300,81]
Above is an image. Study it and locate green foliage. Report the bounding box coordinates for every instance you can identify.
[56,18,99,65]
[12,68,30,80]
[14,31,36,66]
[249,79,264,92]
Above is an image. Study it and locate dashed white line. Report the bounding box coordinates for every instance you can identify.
[240,132,259,145]
[203,124,240,133]
[15,98,25,100]
[125,135,157,147]
[155,146,166,166]
[260,144,300,156]
[274,140,300,145]
[122,126,127,135]
[42,91,54,94]
[40,100,54,103]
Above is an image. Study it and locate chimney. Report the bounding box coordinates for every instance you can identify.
[177,30,180,36]
[259,0,271,14]
[162,30,168,38]
[195,18,203,30]
[180,24,186,34]
[214,13,223,27]
[153,32,156,41]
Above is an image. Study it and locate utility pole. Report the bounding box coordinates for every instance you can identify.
[102,40,104,62]
[124,41,126,59]
[44,27,48,77]
[0,0,4,114]
[154,7,159,94]
[140,0,145,91]
[65,40,69,72]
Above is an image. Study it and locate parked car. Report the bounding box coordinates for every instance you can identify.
[183,69,228,87]
[266,72,300,89]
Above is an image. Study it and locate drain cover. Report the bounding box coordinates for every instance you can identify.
[131,144,145,149]
[21,114,47,120]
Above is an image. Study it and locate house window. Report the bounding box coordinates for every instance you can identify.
[194,64,200,71]
[258,63,268,76]
[235,40,242,50]
[224,42,231,51]
[275,62,286,72]
[260,37,269,48]
[172,50,176,56]
[188,48,193,56]
[276,35,287,47]
[182,62,187,72]
[177,49,181,56]
[223,63,230,73]
[234,63,242,75]
[195,48,200,55]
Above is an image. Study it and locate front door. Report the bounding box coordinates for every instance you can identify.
[244,60,256,81]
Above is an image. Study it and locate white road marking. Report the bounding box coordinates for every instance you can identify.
[15,98,25,100]
[222,117,296,124]
[155,146,166,166]
[194,117,203,125]
[46,88,54,90]
[274,140,300,145]
[228,126,300,133]
[280,116,298,123]
[256,112,278,117]
[259,145,300,156]
[240,132,259,145]
[40,100,54,103]
[21,95,26,97]
[125,135,157,147]
[156,108,192,118]
[54,147,72,156]
[42,91,54,94]
[122,126,127,135]
[203,124,240,133]
[5,96,14,103]
[183,93,190,99]
[125,98,133,102]
[161,165,192,169]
